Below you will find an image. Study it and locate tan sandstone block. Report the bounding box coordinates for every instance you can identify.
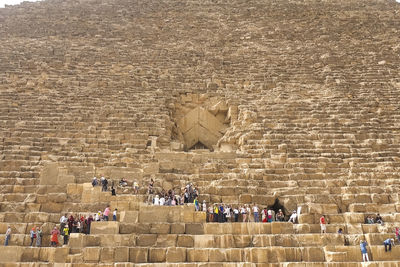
[155,234,177,247]
[171,223,185,234]
[21,247,40,262]
[193,212,206,223]
[0,246,23,262]
[185,223,204,235]
[129,247,148,263]
[194,235,214,248]
[177,235,194,247]
[90,221,119,234]
[137,234,157,246]
[100,247,114,263]
[166,247,186,262]
[209,248,228,262]
[302,247,325,261]
[83,247,100,262]
[271,222,294,234]
[114,247,129,262]
[187,248,209,262]
[68,233,85,247]
[370,246,400,260]
[149,248,166,262]
[119,211,138,223]
[150,223,170,234]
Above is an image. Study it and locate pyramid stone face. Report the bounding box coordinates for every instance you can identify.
[1,0,400,265]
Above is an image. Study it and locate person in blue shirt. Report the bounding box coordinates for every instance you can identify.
[384,238,395,252]
[360,240,369,262]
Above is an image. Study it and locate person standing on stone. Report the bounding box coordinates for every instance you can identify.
[395,227,400,243]
[113,209,118,221]
[103,205,111,221]
[60,214,67,231]
[253,204,259,222]
[133,181,139,194]
[288,210,297,223]
[51,227,60,247]
[276,209,285,222]
[102,177,108,192]
[63,225,69,245]
[360,240,369,262]
[320,215,327,234]
[35,226,42,247]
[4,226,11,246]
[87,215,93,234]
[241,206,247,222]
[233,207,239,222]
[194,197,199,211]
[246,205,251,222]
[384,238,395,252]
[29,227,36,246]
[202,200,207,212]
[147,179,154,204]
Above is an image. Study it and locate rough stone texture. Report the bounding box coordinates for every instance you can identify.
[1,0,400,265]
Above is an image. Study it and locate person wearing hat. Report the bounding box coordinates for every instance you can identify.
[63,225,69,245]
[360,240,369,262]
[384,238,395,252]
[29,227,36,246]
[51,226,60,247]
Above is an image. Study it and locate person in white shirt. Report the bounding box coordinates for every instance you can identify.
[154,195,160,205]
[225,205,231,222]
[113,209,118,221]
[253,205,259,222]
[159,196,165,206]
[240,206,247,222]
[60,214,67,229]
[288,210,297,223]
[233,208,239,222]
[202,200,207,212]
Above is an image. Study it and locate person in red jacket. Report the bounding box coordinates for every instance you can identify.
[320,215,327,234]
[50,227,60,247]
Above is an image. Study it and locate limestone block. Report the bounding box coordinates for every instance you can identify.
[0,246,23,262]
[194,235,214,248]
[228,248,244,262]
[67,183,83,195]
[239,194,252,203]
[100,247,115,263]
[39,162,59,185]
[245,247,281,263]
[129,247,148,263]
[40,202,63,213]
[185,223,204,235]
[209,248,228,262]
[119,223,137,234]
[149,248,166,262]
[68,233,85,248]
[177,235,194,247]
[308,204,338,214]
[362,224,378,233]
[324,246,361,262]
[137,234,157,246]
[0,223,27,234]
[271,222,294,234]
[83,247,100,262]
[155,234,177,247]
[298,214,315,224]
[114,247,129,262]
[150,223,170,234]
[90,221,119,234]
[85,235,100,246]
[40,247,69,263]
[365,233,393,245]
[193,212,206,223]
[166,247,186,262]
[236,235,256,247]
[327,214,345,224]
[186,248,209,262]
[170,223,185,234]
[215,234,235,248]
[119,211,138,223]
[343,213,364,223]
[301,247,325,262]
[283,247,302,262]
[110,201,130,211]
[346,223,363,234]
[370,246,400,260]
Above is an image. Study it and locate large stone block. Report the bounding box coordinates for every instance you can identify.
[177,235,194,247]
[155,234,177,247]
[166,247,186,262]
[0,246,23,263]
[150,223,170,234]
[119,211,138,223]
[137,234,157,246]
[170,223,185,234]
[39,247,69,263]
[149,248,166,262]
[370,246,400,260]
[114,247,129,262]
[271,222,294,234]
[100,247,115,263]
[90,221,119,234]
[194,235,214,248]
[186,248,209,262]
[185,223,204,235]
[83,247,100,262]
[323,246,361,262]
[21,247,40,262]
[129,247,148,263]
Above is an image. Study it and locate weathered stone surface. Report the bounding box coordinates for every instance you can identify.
[90,221,119,235]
